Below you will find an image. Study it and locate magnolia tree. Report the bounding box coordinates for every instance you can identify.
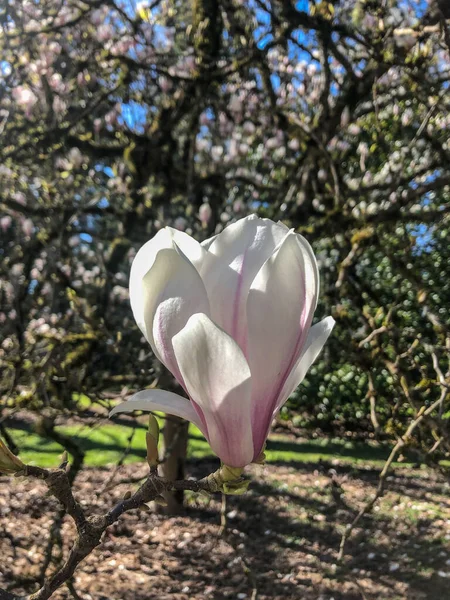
[0,0,450,596]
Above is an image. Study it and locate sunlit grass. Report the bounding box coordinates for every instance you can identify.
[5,418,417,470]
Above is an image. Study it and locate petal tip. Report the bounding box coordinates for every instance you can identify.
[325,315,336,330]
[109,401,131,418]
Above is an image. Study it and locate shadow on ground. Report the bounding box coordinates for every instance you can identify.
[1,450,449,600]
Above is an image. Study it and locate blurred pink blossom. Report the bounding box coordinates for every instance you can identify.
[12,86,37,117]
[199,202,212,225]
[22,219,34,236]
[1,216,12,231]
[174,217,187,231]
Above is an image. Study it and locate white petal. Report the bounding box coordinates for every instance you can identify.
[165,227,206,267]
[131,239,210,380]
[199,215,289,352]
[130,229,172,342]
[295,229,320,309]
[246,232,319,453]
[274,316,335,414]
[109,389,204,430]
[200,234,217,250]
[130,228,206,342]
[172,313,254,467]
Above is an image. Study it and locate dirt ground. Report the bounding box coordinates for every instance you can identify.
[1,457,449,600]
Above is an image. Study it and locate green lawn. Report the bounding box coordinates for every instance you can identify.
[5,417,417,470]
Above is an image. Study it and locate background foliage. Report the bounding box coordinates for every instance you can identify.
[0,0,449,468]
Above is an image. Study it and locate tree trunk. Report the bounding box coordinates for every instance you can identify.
[159,416,189,514]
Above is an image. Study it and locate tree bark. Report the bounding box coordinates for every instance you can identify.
[159,416,189,514]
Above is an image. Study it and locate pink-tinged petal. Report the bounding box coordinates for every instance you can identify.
[168,228,207,270]
[172,313,254,467]
[199,215,289,353]
[274,316,335,415]
[246,232,319,455]
[145,248,210,381]
[293,227,320,310]
[130,227,206,343]
[130,236,210,381]
[109,389,205,433]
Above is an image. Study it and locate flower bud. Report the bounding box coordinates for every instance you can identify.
[153,495,168,506]
[146,414,160,467]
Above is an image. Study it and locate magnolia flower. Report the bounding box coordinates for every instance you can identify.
[111,216,334,467]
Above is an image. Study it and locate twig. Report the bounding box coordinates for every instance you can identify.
[5,462,231,600]
[217,504,258,600]
[36,509,65,586]
[336,241,363,290]
[366,373,380,435]
[337,392,447,561]
[100,471,148,494]
[358,326,387,348]
[97,427,137,494]
[218,493,227,536]
[24,466,87,533]
[65,579,83,600]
